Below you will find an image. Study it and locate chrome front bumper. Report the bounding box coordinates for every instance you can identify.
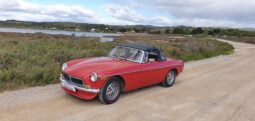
[60,77,100,93]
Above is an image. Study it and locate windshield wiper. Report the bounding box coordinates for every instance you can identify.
[108,54,117,58]
[109,55,129,61]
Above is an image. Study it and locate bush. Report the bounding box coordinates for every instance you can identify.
[0,32,234,91]
[0,32,115,91]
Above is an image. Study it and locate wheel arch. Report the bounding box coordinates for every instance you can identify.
[110,75,125,93]
[170,68,177,74]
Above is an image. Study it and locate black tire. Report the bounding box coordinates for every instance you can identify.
[98,77,122,104]
[162,70,176,87]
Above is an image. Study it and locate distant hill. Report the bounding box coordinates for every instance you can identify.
[0,20,255,37]
[0,20,159,33]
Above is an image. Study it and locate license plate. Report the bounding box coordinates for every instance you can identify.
[62,82,76,92]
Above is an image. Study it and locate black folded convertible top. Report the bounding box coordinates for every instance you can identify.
[118,43,165,61]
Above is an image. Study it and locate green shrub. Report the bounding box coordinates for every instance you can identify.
[0,33,234,91]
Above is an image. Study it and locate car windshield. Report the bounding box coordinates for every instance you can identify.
[108,46,144,63]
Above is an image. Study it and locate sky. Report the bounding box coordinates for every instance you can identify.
[0,0,254,28]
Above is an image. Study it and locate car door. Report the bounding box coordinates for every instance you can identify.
[120,63,144,92]
[140,61,169,87]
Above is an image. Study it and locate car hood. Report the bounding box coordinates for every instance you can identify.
[64,57,133,78]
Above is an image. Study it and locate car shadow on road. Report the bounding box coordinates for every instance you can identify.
[62,93,99,105]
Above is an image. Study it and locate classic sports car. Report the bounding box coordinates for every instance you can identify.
[60,43,184,104]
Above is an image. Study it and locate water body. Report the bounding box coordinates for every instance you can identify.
[0,27,121,42]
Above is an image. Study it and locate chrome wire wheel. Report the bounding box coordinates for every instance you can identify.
[166,71,175,85]
[105,82,120,100]
[162,70,176,87]
[98,77,122,104]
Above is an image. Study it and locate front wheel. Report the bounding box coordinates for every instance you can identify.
[162,70,176,87]
[98,77,121,104]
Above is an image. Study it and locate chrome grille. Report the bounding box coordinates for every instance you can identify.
[71,77,83,86]
[63,73,70,82]
[62,73,83,87]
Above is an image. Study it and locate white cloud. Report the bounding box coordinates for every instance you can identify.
[133,0,255,27]
[0,0,254,27]
[0,0,96,22]
[106,4,173,26]
[104,2,255,27]
[175,18,254,28]
[149,16,173,26]
[106,4,145,23]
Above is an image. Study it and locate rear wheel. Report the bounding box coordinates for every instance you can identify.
[98,77,121,104]
[162,70,176,87]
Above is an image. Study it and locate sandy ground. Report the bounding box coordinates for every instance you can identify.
[1,39,255,121]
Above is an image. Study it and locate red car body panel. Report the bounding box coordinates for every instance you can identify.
[61,57,184,100]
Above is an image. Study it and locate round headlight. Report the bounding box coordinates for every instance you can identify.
[62,63,68,71]
[90,72,98,82]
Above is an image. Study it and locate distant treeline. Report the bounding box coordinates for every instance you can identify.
[1,20,255,37]
[168,26,255,37]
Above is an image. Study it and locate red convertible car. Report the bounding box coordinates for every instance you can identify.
[60,43,184,104]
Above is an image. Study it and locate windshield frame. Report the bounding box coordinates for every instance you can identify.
[108,46,145,63]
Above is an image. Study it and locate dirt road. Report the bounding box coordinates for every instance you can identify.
[1,39,255,121]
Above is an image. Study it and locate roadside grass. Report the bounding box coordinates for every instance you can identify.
[0,33,234,92]
[0,32,115,91]
[160,38,234,61]
[113,35,234,61]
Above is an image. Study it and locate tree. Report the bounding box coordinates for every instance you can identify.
[191,27,204,35]
[148,29,161,34]
[208,29,221,36]
[173,28,184,34]
[165,29,170,34]
[119,28,127,33]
